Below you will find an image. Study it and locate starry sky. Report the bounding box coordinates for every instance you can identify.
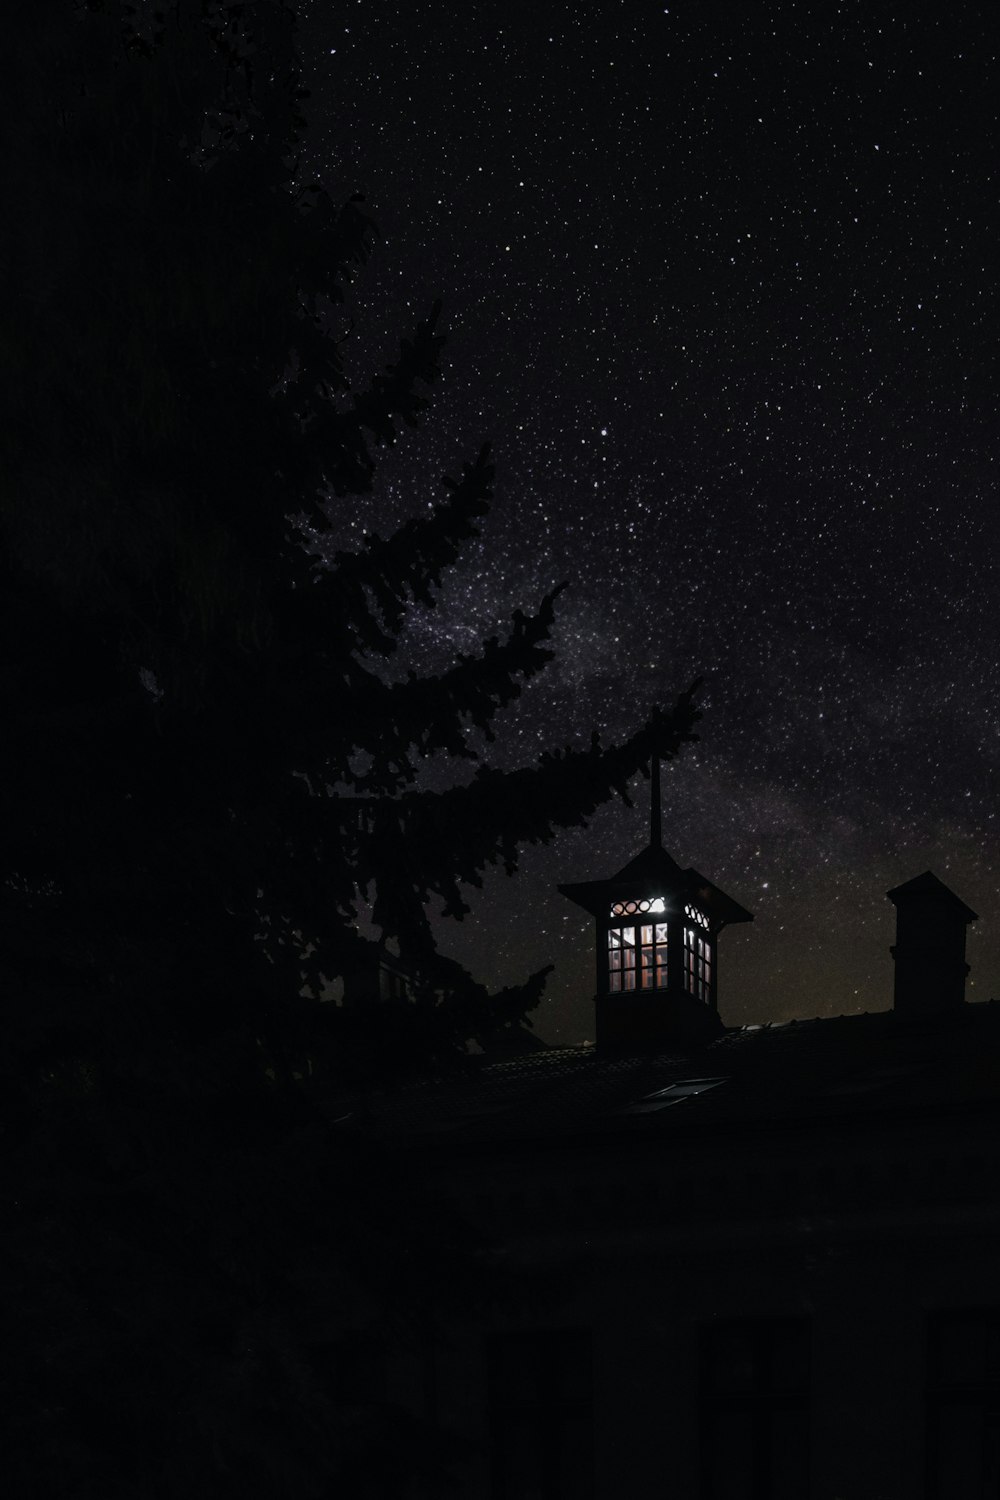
[295,0,999,1041]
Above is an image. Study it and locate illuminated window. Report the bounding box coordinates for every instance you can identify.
[608,925,636,991]
[610,896,666,916]
[639,922,669,989]
[684,927,712,1003]
[685,903,710,930]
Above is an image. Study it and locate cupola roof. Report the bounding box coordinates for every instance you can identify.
[558,847,753,928]
[558,717,753,928]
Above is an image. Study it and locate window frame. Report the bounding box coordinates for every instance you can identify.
[925,1307,1000,1498]
[486,1327,594,1500]
[699,1316,811,1500]
[600,897,715,1006]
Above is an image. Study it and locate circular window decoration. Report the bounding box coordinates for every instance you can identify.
[610,896,666,917]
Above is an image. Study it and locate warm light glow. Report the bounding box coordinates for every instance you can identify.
[684,926,712,1002]
[609,919,667,991]
[608,924,636,991]
[610,896,666,916]
[640,922,669,988]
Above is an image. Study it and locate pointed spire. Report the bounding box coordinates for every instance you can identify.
[649,708,662,849]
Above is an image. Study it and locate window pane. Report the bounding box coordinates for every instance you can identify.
[609,926,639,994]
[706,1326,756,1395]
[489,1331,593,1500]
[768,1323,810,1391]
[767,1410,811,1500]
[684,927,697,995]
[702,1410,755,1500]
[554,1415,594,1496]
[310,1331,385,1405]
[926,1310,1000,1498]
[701,1321,809,1500]
[932,1402,986,1499]
[938,1316,988,1387]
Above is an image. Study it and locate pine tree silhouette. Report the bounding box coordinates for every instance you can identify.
[0,4,701,1493]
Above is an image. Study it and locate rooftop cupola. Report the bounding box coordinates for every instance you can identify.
[887,871,978,1017]
[559,734,752,1051]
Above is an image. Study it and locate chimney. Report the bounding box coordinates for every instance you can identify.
[887,871,978,1017]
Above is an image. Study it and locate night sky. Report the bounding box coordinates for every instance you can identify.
[295,1,999,1041]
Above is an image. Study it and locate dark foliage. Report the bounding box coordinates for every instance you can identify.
[0,2,701,1493]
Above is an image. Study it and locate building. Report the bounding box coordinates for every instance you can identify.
[357,769,1000,1499]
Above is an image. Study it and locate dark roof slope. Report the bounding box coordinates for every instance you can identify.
[352,1001,1000,1148]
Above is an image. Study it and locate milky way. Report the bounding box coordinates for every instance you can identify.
[294,1,999,1040]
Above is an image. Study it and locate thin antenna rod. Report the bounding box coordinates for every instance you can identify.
[650,711,662,849]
